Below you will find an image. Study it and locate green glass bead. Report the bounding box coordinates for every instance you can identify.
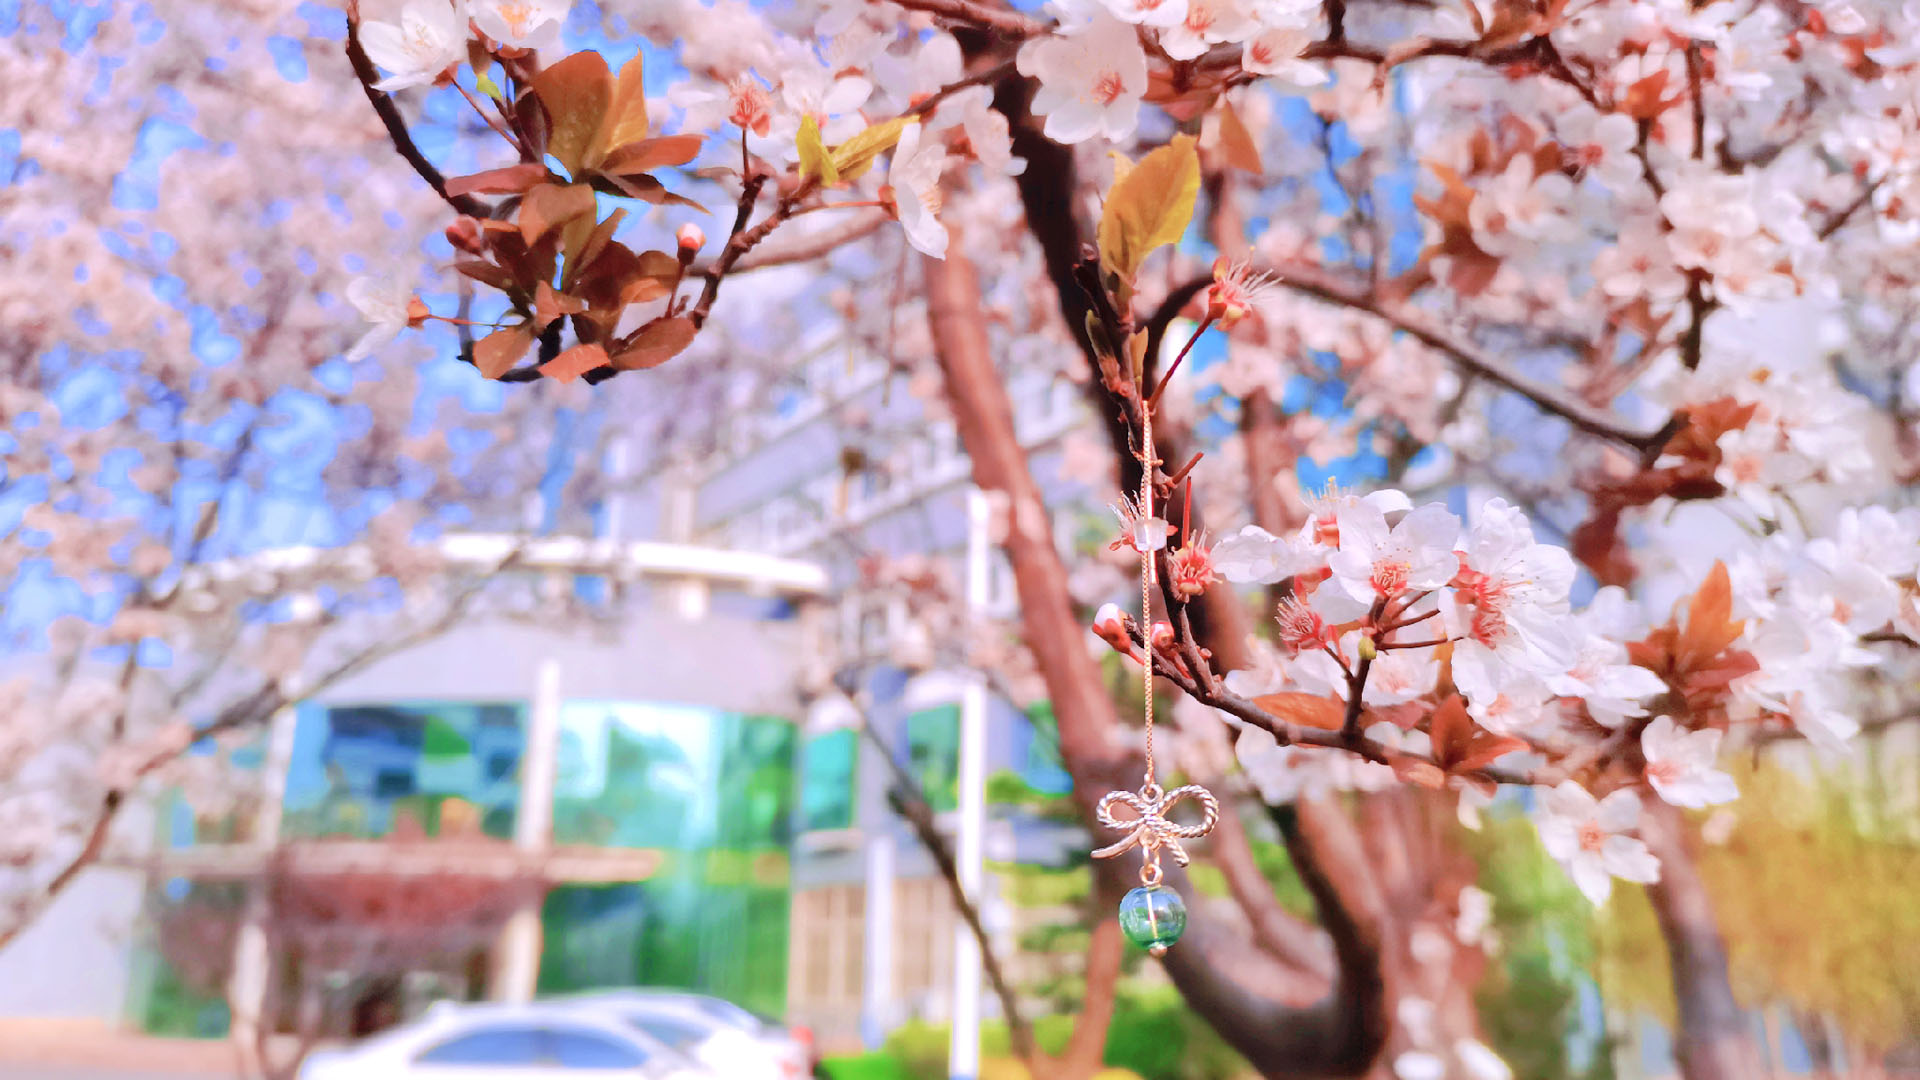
[1119,885,1186,956]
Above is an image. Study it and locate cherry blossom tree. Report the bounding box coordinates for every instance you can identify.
[335,0,1920,1076]
[0,1,624,951]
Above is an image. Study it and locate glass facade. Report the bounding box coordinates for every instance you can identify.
[799,728,858,832]
[538,703,796,1019]
[906,705,960,812]
[1019,703,1074,795]
[282,701,527,840]
[135,698,799,1033]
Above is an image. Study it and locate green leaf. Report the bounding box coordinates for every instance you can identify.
[532,51,613,177]
[796,115,838,186]
[830,116,916,180]
[1097,134,1200,280]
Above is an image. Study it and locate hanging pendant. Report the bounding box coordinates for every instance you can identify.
[1092,782,1218,957]
[1119,884,1188,956]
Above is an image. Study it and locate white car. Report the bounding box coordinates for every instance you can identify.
[297,1001,721,1080]
[558,990,812,1080]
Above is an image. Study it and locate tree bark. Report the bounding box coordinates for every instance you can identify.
[1639,800,1762,1080]
[922,247,1392,1078]
[1052,873,1126,1080]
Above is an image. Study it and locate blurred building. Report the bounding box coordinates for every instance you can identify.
[637,322,1098,1048]
[0,326,1102,1053]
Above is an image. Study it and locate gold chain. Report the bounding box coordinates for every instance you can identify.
[1139,402,1157,795]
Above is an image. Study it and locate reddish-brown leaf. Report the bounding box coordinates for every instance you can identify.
[1677,561,1744,671]
[611,315,697,370]
[1249,692,1347,732]
[519,183,598,246]
[1215,100,1263,174]
[598,171,709,212]
[589,54,651,169]
[533,280,588,332]
[445,163,550,197]
[599,134,703,176]
[473,325,534,379]
[1679,649,1761,701]
[532,51,612,177]
[1392,758,1447,790]
[540,342,610,383]
[1622,70,1678,120]
[454,259,517,291]
[564,208,626,289]
[1429,694,1528,775]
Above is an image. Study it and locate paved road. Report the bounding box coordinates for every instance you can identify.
[0,1060,236,1068]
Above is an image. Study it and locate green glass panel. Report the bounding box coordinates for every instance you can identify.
[800,728,858,832]
[906,705,961,812]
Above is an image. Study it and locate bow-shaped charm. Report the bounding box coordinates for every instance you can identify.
[1092,783,1219,868]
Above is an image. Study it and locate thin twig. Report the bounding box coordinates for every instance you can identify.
[1169,262,1680,454]
[343,9,487,219]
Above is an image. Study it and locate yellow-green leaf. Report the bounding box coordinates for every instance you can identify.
[533,51,613,177]
[830,116,916,179]
[1098,134,1200,279]
[590,54,650,169]
[796,115,838,186]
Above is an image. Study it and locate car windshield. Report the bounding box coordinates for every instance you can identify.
[685,996,762,1031]
[621,1011,714,1051]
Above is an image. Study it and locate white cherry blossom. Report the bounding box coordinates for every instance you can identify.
[1640,717,1739,809]
[1160,0,1258,60]
[471,0,569,52]
[360,0,469,91]
[1326,501,1460,604]
[1241,27,1329,85]
[886,123,949,259]
[1535,782,1661,905]
[1017,14,1149,144]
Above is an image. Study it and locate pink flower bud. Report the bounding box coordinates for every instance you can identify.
[1093,602,1135,656]
[676,223,705,253]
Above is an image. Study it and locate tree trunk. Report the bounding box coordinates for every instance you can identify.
[1639,800,1762,1080]
[1050,873,1126,1080]
[922,247,1392,1078]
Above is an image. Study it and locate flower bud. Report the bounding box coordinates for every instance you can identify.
[445,216,486,256]
[676,222,705,254]
[1093,602,1135,656]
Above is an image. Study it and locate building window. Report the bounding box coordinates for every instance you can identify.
[1019,703,1073,795]
[800,729,858,832]
[284,702,525,841]
[905,705,960,813]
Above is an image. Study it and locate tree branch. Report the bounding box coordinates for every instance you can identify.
[1174,261,1682,457]
[343,9,487,219]
[855,711,1037,1064]
[923,246,1393,1078]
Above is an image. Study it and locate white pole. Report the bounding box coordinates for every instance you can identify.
[949,489,991,1080]
[496,658,562,1002]
[859,827,895,1048]
[229,705,299,1071]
